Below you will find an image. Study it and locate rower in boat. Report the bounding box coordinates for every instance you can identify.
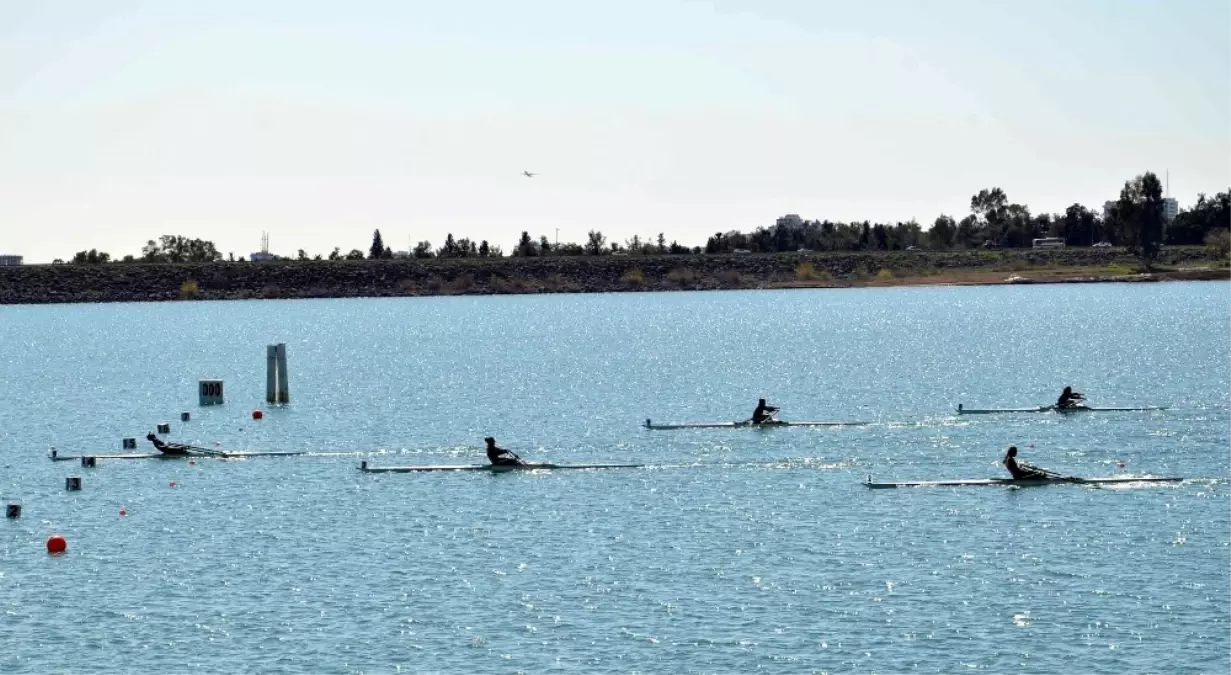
[485,437,523,467]
[1056,386,1087,410]
[1003,446,1049,480]
[146,432,192,456]
[750,399,780,425]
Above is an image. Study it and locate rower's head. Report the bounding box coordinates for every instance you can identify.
[1006,445,1018,458]
[1063,386,1072,394]
[146,432,156,441]
[484,437,496,447]
[758,398,766,405]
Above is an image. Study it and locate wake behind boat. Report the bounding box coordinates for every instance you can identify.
[359,460,643,473]
[865,475,1183,489]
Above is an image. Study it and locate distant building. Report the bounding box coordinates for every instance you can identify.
[1105,198,1180,223]
[250,231,278,262]
[0,254,22,266]
[776,214,804,230]
[1162,197,1179,223]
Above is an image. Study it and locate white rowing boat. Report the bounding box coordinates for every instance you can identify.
[644,418,868,430]
[359,460,644,473]
[864,476,1183,489]
[49,449,307,461]
[956,403,1167,415]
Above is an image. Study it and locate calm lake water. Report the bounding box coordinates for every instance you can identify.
[1,282,1228,674]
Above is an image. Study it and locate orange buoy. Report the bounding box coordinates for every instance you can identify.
[252,409,264,420]
[46,535,67,554]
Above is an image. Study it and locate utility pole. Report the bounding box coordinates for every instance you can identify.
[555,228,559,248]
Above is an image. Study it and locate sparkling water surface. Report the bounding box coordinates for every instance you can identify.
[1,282,1228,674]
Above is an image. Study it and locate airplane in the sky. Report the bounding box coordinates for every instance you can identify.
[522,170,536,178]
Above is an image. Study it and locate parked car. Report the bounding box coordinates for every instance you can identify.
[906,246,919,251]
[1092,241,1112,248]
[733,249,751,254]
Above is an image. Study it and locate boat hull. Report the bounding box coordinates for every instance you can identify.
[956,404,1167,415]
[865,476,1183,489]
[50,450,306,461]
[360,461,643,473]
[644,419,867,430]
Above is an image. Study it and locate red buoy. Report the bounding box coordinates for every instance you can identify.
[46,535,67,554]
[252,409,264,420]
[188,460,196,466]
[119,508,128,517]
[169,480,177,488]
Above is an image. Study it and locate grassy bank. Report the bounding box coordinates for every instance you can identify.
[0,248,1225,305]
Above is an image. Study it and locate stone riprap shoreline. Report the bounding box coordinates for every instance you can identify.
[0,248,1225,305]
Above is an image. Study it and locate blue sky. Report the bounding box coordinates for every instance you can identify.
[2,0,1228,262]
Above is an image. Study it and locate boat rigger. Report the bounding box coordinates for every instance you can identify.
[644,418,868,430]
[955,404,1166,413]
[864,476,1184,489]
[359,460,644,473]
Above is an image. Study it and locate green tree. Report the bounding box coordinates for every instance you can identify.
[369,230,385,260]
[928,215,956,249]
[1206,228,1231,258]
[586,230,607,255]
[328,247,341,260]
[297,249,308,261]
[515,231,537,257]
[345,249,365,260]
[413,241,434,258]
[1113,172,1165,265]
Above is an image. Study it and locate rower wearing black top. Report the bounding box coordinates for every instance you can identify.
[485,437,522,466]
[1003,446,1048,480]
[146,433,189,455]
[1056,386,1086,410]
[751,398,780,424]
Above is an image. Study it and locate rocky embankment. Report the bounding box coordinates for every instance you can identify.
[0,248,1225,305]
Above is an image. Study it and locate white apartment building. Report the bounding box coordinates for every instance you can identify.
[0,254,23,266]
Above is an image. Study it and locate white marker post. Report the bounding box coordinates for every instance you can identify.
[266,343,290,404]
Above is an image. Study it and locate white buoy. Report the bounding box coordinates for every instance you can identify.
[181,412,191,422]
[5,503,19,519]
[266,343,290,404]
[65,477,82,491]
[157,422,171,434]
[81,456,96,468]
[199,380,225,406]
[122,438,137,450]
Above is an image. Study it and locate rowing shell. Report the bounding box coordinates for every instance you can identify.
[865,476,1183,489]
[359,460,643,473]
[644,418,868,430]
[49,449,307,461]
[956,404,1167,415]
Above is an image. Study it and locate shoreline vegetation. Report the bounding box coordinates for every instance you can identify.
[2,248,1226,305]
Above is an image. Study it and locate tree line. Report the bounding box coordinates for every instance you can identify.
[58,173,1229,265]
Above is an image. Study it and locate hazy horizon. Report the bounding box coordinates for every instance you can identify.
[3,0,1229,263]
